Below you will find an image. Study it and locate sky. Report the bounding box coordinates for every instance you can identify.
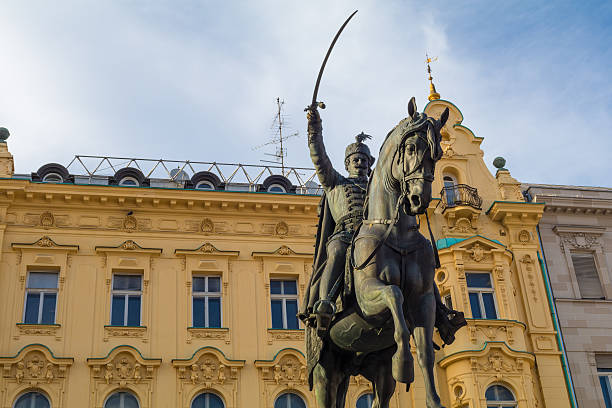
[1,0,611,187]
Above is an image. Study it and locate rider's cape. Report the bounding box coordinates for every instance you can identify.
[300,193,335,390]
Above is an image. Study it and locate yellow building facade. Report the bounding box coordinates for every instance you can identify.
[0,96,573,407]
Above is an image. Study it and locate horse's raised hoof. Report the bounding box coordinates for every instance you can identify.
[391,350,414,384]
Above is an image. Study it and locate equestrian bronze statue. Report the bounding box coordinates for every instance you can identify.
[300,98,466,408]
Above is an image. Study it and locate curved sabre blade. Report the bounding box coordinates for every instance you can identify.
[311,10,358,107]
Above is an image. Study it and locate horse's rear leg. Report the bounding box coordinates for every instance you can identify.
[413,293,445,408]
[372,361,396,408]
[356,274,413,383]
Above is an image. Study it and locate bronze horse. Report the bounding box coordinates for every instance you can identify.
[308,98,450,408]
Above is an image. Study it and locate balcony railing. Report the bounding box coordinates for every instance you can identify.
[440,184,482,211]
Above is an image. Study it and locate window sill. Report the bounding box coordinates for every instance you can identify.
[16,323,61,336]
[103,325,148,342]
[267,328,304,344]
[187,327,230,344]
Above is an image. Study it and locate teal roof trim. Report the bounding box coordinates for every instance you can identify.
[436,235,505,250]
[171,346,245,363]
[438,341,534,365]
[423,99,464,122]
[86,344,161,362]
[254,347,306,363]
[2,343,74,361]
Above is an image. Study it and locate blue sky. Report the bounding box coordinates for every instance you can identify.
[1,1,611,186]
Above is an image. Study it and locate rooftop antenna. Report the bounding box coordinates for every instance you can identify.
[253,97,299,173]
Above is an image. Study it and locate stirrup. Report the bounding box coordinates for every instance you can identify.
[313,299,336,336]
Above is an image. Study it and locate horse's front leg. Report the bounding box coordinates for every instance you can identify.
[354,246,413,383]
[413,292,445,408]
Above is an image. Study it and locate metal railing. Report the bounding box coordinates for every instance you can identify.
[65,155,323,194]
[440,184,482,211]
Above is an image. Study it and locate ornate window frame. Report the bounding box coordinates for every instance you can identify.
[553,225,609,299]
[252,246,313,345]
[95,240,162,343]
[86,345,161,408]
[172,346,245,408]
[254,348,311,408]
[11,236,79,342]
[175,242,239,345]
[0,344,73,407]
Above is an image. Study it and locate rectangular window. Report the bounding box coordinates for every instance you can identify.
[24,272,58,324]
[270,280,299,329]
[466,273,497,319]
[110,274,142,326]
[571,253,604,299]
[443,293,453,310]
[192,276,222,328]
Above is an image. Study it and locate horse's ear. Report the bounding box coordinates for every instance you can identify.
[407,97,417,120]
[439,107,449,128]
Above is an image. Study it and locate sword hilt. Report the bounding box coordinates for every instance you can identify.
[304,102,326,112]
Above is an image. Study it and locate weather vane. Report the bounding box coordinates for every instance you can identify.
[426,53,441,101]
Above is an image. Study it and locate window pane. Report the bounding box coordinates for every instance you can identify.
[286,299,299,329]
[572,254,604,299]
[24,293,41,324]
[111,295,125,325]
[486,385,515,401]
[28,272,58,289]
[15,392,50,408]
[271,300,283,329]
[357,393,374,408]
[270,281,282,295]
[482,293,497,319]
[193,297,205,327]
[283,280,297,295]
[208,297,221,328]
[600,376,612,408]
[193,277,206,292]
[466,273,492,288]
[113,275,142,291]
[191,393,224,408]
[123,393,139,408]
[41,293,56,324]
[208,277,221,293]
[469,293,482,319]
[127,295,141,326]
[274,394,288,408]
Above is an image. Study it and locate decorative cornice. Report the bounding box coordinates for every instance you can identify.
[95,240,162,254]
[438,340,534,368]
[12,236,79,252]
[252,245,313,259]
[175,242,239,257]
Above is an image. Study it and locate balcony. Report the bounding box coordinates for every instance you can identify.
[440,184,482,212]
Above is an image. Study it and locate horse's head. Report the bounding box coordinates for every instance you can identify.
[386,97,448,215]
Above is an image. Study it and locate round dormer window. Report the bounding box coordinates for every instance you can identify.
[42,172,63,183]
[119,176,139,187]
[267,183,286,193]
[195,180,215,190]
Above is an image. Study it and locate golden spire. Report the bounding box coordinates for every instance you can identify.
[426,54,440,101]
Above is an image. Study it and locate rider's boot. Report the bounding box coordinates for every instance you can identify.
[392,333,414,384]
[313,299,335,337]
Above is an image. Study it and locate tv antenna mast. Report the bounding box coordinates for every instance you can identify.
[253,97,299,173]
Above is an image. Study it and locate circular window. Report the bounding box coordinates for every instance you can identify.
[191,393,224,408]
[119,177,139,187]
[14,392,50,408]
[356,393,373,408]
[104,391,139,408]
[267,183,286,193]
[274,393,306,408]
[485,384,516,407]
[195,180,215,190]
[42,172,63,183]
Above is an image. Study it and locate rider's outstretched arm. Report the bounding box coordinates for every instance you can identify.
[307,107,339,189]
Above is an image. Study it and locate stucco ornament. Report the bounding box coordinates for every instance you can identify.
[468,243,485,262]
[201,218,214,233]
[123,214,138,231]
[275,221,289,236]
[40,211,55,228]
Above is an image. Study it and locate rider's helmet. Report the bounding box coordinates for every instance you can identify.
[345,132,375,167]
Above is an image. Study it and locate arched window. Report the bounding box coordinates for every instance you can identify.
[356,393,373,408]
[119,177,139,187]
[195,180,215,190]
[42,172,63,183]
[14,392,50,408]
[443,175,458,206]
[274,393,306,408]
[104,391,140,408]
[267,183,286,193]
[485,384,517,408]
[191,393,224,408]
